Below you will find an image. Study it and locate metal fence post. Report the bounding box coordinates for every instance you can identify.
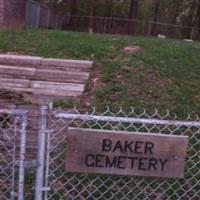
[35,105,48,200]
[17,111,28,200]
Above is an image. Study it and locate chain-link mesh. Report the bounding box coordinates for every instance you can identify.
[0,109,27,200]
[44,108,200,200]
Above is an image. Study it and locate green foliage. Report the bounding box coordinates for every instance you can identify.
[53,98,75,108]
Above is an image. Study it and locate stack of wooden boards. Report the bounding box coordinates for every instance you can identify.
[0,54,93,104]
[0,55,93,161]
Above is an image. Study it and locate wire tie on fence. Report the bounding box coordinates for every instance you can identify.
[41,187,51,191]
[16,159,38,168]
[45,129,54,134]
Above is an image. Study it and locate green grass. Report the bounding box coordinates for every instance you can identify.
[0,28,200,115]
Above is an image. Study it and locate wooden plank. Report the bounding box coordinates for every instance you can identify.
[29,88,82,97]
[42,58,93,69]
[30,81,84,92]
[0,55,42,65]
[0,78,30,88]
[66,128,188,178]
[0,86,82,97]
[36,64,91,72]
[35,69,89,83]
[0,70,89,84]
[0,65,36,76]
[23,94,73,104]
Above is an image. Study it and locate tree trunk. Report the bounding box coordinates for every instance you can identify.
[88,0,95,34]
[196,2,200,26]
[50,0,57,11]
[0,0,5,28]
[68,0,77,26]
[195,1,200,40]
[197,2,200,40]
[184,0,196,39]
[150,0,160,36]
[167,3,181,38]
[128,0,139,34]
[70,0,77,15]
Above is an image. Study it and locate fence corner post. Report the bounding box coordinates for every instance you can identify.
[35,105,49,200]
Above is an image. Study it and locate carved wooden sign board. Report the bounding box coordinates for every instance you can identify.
[65,128,188,178]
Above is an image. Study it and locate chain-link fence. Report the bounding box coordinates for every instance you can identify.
[26,0,66,29]
[0,108,28,200]
[1,106,200,199]
[65,15,200,41]
[36,107,200,200]
[25,1,200,41]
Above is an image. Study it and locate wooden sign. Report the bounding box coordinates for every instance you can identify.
[65,128,188,178]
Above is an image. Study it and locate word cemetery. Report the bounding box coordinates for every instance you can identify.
[85,139,168,172]
[66,128,188,178]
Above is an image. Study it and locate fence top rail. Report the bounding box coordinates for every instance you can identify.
[0,108,28,116]
[69,14,200,30]
[54,112,200,128]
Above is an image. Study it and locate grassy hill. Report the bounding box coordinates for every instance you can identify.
[0,29,200,115]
